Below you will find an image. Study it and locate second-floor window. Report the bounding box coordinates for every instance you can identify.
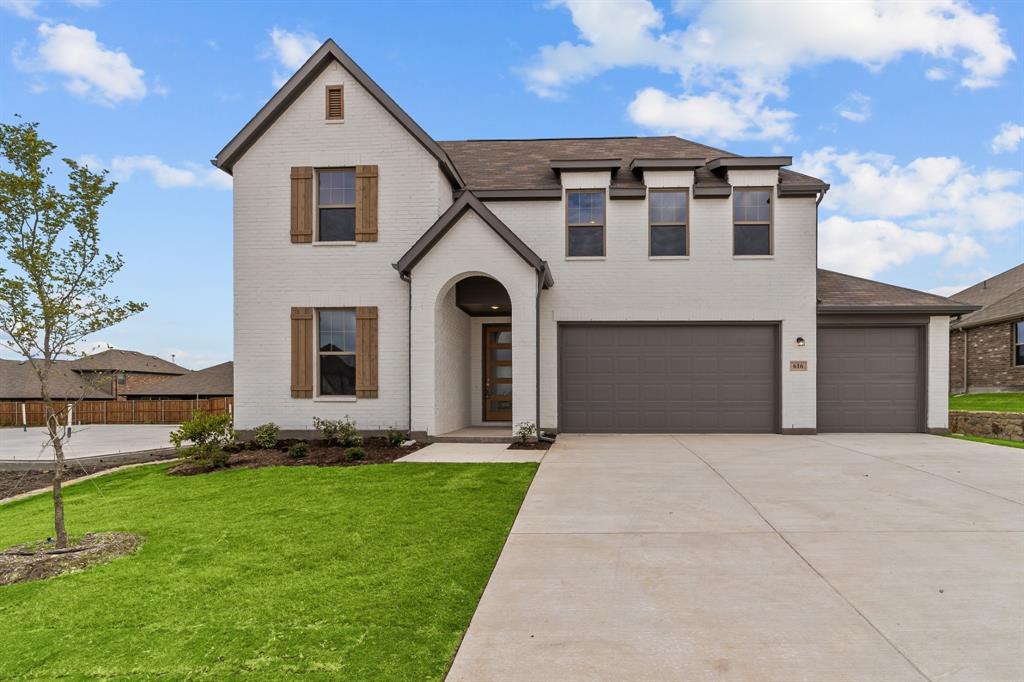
[649,190,688,257]
[319,309,357,395]
[566,190,605,257]
[733,188,772,256]
[317,169,356,242]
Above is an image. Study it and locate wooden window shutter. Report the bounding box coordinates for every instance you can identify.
[356,306,378,398]
[325,85,344,120]
[355,165,378,242]
[290,167,313,243]
[290,307,314,398]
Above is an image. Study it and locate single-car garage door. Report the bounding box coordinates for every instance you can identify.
[817,327,923,433]
[559,324,777,433]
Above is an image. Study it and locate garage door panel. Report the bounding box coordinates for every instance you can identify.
[560,325,777,433]
[818,327,922,433]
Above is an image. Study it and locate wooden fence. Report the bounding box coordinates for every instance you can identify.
[0,398,233,428]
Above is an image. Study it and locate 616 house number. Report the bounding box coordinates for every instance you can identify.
[790,360,808,371]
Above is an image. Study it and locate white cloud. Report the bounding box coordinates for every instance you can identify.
[835,91,871,122]
[269,26,320,87]
[16,23,146,105]
[818,216,947,278]
[627,88,795,141]
[0,0,40,19]
[82,154,232,191]
[925,67,950,81]
[991,122,1024,153]
[929,284,967,297]
[522,0,1015,141]
[796,147,1024,232]
[944,233,987,265]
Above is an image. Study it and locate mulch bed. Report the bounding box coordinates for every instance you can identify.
[0,462,134,502]
[507,439,553,450]
[168,437,427,476]
[0,532,143,586]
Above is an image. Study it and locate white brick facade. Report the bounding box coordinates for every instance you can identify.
[229,51,952,436]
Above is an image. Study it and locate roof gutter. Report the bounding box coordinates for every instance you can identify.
[817,304,981,315]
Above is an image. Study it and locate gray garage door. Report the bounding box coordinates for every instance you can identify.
[559,325,777,433]
[817,327,923,433]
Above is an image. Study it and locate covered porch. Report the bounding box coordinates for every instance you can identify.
[395,193,553,440]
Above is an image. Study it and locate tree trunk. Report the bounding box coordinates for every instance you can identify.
[46,409,68,549]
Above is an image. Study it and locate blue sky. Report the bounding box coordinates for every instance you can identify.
[1,0,1021,368]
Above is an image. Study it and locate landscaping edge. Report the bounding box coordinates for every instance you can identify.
[948,410,1024,443]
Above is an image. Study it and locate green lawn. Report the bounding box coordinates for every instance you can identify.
[0,461,536,679]
[945,433,1024,449]
[949,392,1024,412]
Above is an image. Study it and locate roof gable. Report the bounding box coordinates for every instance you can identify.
[212,39,462,187]
[950,263,1024,328]
[395,192,553,288]
[127,361,234,397]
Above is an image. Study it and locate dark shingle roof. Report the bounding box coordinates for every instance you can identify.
[817,269,979,314]
[0,359,114,400]
[950,264,1024,329]
[127,361,233,397]
[68,349,188,375]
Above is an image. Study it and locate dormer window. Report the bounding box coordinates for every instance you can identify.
[566,190,605,257]
[325,85,344,121]
[733,188,772,256]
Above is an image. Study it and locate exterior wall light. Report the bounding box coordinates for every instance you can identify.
[796,336,806,347]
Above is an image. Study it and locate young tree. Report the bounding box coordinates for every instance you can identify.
[0,120,145,548]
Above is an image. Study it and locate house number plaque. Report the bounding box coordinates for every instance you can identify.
[789,360,808,371]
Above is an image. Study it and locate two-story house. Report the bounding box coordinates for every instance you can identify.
[213,39,975,439]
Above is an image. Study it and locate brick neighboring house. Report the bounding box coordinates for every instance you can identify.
[127,361,233,400]
[0,349,191,402]
[949,264,1024,394]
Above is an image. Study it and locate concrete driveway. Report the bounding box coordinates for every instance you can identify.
[0,424,176,465]
[448,433,1024,682]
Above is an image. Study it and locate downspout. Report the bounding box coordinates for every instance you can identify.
[536,267,554,443]
[400,271,413,434]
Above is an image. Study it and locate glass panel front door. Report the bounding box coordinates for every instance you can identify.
[483,324,512,421]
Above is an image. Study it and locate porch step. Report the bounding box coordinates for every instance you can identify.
[432,435,513,444]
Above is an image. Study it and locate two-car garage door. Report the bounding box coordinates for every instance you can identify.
[558,323,925,434]
[559,325,777,433]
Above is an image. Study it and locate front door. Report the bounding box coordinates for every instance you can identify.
[483,324,512,421]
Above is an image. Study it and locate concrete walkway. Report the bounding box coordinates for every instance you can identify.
[0,424,176,465]
[448,433,1024,681]
[397,442,544,463]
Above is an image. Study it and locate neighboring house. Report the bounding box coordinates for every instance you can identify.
[0,350,198,402]
[127,361,234,400]
[948,264,1024,393]
[213,38,975,437]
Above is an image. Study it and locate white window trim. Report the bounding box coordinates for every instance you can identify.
[648,188,690,258]
[315,308,358,400]
[315,168,356,244]
[732,186,774,257]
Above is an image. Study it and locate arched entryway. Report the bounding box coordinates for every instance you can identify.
[433,273,513,436]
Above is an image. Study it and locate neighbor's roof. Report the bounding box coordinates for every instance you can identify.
[817,269,980,314]
[212,38,827,197]
[127,361,233,397]
[0,359,114,400]
[67,349,189,375]
[950,263,1024,329]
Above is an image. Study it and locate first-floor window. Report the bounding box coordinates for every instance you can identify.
[1015,320,1024,366]
[319,309,356,395]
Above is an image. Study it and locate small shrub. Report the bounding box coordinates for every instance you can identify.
[514,421,538,444]
[252,422,280,449]
[313,415,362,447]
[344,446,367,461]
[287,442,310,459]
[384,427,406,447]
[169,411,236,465]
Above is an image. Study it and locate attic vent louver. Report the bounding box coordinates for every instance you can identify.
[325,85,344,120]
